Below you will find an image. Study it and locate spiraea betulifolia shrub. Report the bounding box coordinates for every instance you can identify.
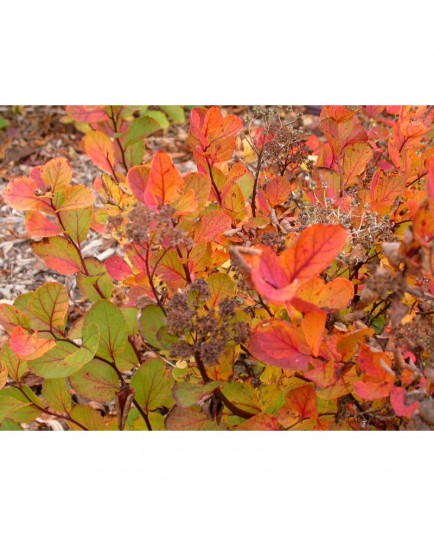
[1,105,434,430]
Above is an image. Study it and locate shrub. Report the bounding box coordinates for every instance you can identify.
[1,104,434,430]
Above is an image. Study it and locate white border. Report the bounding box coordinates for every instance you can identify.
[1,2,433,534]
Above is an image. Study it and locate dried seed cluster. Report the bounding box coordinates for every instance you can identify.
[166,278,250,366]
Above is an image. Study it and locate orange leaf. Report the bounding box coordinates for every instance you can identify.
[301,311,327,357]
[183,172,211,212]
[53,185,95,212]
[143,151,183,208]
[292,277,354,312]
[83,131,115,174]
[265,176,292,206]
[370,169,405,216]
[286,224,348,282]
[235,414,280,430]
[41,157,72,190]
[277,384,318,427]
[188,106,243,170]
[321,115,368,158]
[342,142,373,185]
[171,189,198,215]
[249,319,311,370]
[0,360,7,390]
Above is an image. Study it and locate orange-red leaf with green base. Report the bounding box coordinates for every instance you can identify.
[9,326,56,361]
[32,236,83,275]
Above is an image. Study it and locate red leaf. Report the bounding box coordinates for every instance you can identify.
[353,344,395,401]
[143,151,183,208]
[249,319,311,370]
[127,165,150,203]
[249,246,300,303]
[390,386,420,418]
[66,105,109,123]
[104,255,133,281]
[194,210,232,242]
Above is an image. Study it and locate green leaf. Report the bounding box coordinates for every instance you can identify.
[0,303,31,333]
[64,324,100,367]
[0,419,23,430]
[172,381,221,408]
[0,115,9,130]
[125,140,145,168]
[42,378,72,413]
[60,206,93,245]
[121,307,139,336]
[125,408,165,431]
[70,360,120,403]
[139,305,166,349]
[220,382,261,415]
[83,300,128,361]
[126,116,162,147]
[30,341,88,378]
[124,407,165,432]
[207,272,236,307]
[0,387,40,423]
[131,357,173,413]
[28,282,69,331]
[77,257,113,301]
[0,344,27,381]
[0,395,31,422]
[145,110,169,129]
[165,405,226,430]
[114,341,139,371]
[160,106,185,123]
[69,405,106,430]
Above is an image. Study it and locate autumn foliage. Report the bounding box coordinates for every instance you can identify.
[1,104,434,430]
